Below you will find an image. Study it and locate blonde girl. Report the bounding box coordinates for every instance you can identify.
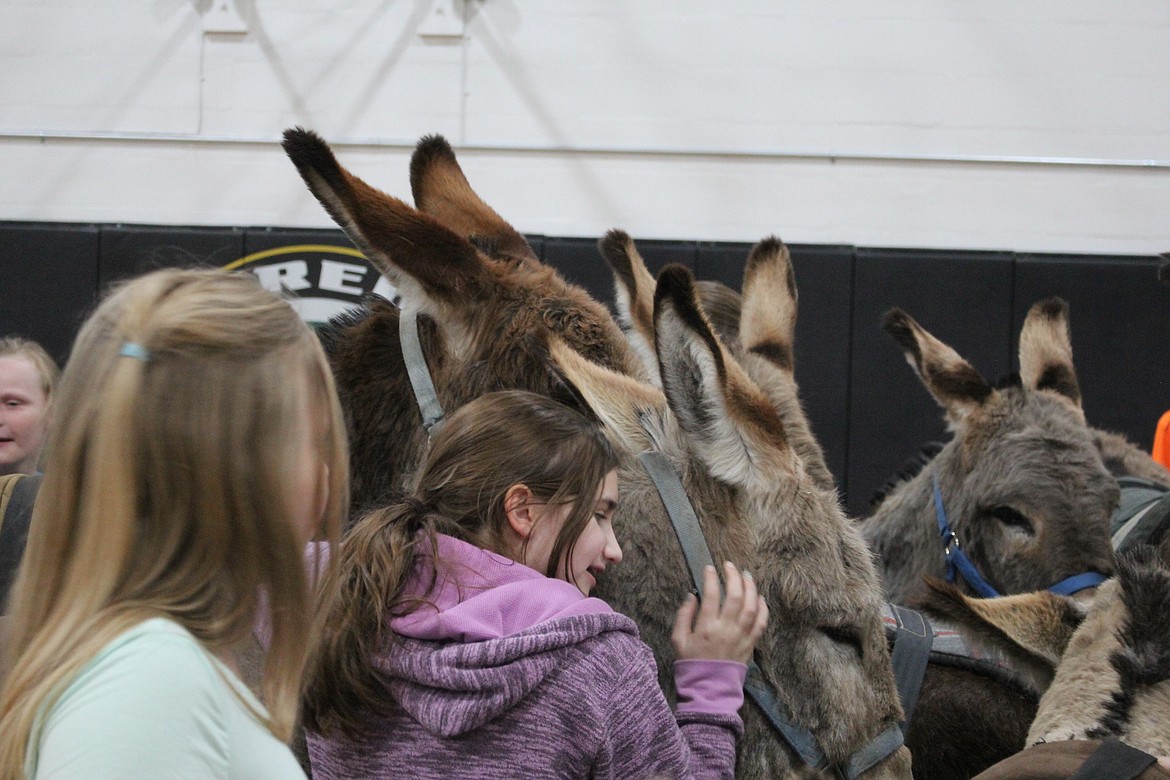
[0,268,348,779]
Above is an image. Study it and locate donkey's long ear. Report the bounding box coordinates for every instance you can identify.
[918,578,1085,691]
[654,264,793,487]
[740,237,797,375]
[1018,297,1082,410]
[549,337,660,455]
[409,135,538,263]
[738,237,836,492]
[883,309,994,426]
[282,128,490,306]
[599,229,660,386]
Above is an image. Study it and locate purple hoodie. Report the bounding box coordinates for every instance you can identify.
[307,534,745,779]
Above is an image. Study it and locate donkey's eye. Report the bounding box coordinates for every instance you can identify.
[822,625,863,657]
[988,506,1034,534]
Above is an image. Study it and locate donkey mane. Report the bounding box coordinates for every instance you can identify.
[1092,546,1170,738]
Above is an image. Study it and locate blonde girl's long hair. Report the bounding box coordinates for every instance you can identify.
[0,268,349,777]
[303,389,618,738]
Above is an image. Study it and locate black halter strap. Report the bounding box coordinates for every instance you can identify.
[638,450,905,778]
[1067,739,1157,780]
[883,603,933,730]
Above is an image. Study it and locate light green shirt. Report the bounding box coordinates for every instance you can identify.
[30,617,306,779]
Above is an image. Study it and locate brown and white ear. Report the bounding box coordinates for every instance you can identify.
[883,308,994,426]
[282,127,491,307]
[1018,297,1082,411]
[548,337,661,456]
[654,264,794,487]
[599,229,660,386]
[408,135,538,263]
[918,578,1085,691]
[740,237,797,376]
[736,238,836,492]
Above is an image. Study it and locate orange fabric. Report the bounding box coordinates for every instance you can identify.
[1153,410,1170,470]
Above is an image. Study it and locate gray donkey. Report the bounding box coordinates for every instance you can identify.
[554,267,909,778]
[283,128,912,778]
[595,232,1047,780]
[858,303,1120,604]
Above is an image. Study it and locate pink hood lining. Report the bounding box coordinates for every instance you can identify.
[389,533,614,642]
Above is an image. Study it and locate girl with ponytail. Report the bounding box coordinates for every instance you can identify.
[303,389,768,780]
[0,268,348,779]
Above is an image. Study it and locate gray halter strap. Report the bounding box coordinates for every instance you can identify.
[399,307,446,436]
[637,450,905,779]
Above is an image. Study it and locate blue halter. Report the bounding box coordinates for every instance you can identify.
[931,471,1106,598]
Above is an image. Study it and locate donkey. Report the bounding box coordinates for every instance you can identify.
[596,232,1049,779]
[559,265,911,778]
[918,544,1170,762]
[857,303,1119,605]
[283,128,912,778]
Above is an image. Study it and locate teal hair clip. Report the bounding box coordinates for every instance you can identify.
[118,342,150,362]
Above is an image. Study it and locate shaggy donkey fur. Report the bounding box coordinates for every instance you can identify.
[283,128,912,778]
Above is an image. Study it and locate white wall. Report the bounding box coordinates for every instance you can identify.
[1,0,1167,253]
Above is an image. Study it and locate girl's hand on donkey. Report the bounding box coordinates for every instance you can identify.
[672,561,768,664]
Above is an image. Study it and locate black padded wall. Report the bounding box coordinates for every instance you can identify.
[846,248,1015,518]
[4,219,1166,512]
[98,224,245,291]
[543,237,612,305]
[693,241,748,290]
[242,227,348,258]
[523,235,546,264]
[785,245,854,495]
[0,222,100,366]
[629,239,699,280]
[1013,253,1170,452]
